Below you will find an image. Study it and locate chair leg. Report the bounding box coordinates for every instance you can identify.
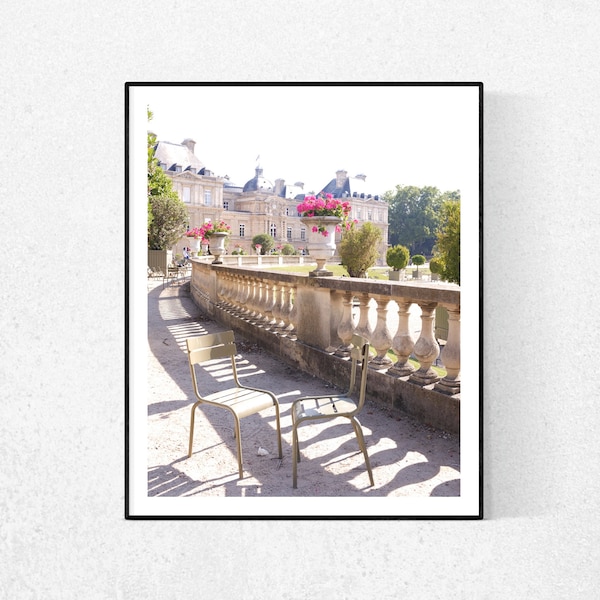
[351,417,374,487]
[233,416,243,479]
[188,401,201,457]
[292,422,299,489]
[274,403,283,459]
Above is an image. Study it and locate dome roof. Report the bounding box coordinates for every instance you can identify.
[243,167,274,193]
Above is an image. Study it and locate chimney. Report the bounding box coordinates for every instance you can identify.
[182,138,196,154]
[275,178,286,196]
[335,170,348,188]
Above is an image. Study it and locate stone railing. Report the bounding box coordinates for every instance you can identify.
[189,260,461,433]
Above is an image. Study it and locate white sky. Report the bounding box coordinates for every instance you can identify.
[134,83,480,199]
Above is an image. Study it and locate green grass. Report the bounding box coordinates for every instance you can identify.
[263,264,393,278]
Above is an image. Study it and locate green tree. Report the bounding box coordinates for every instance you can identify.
[434,199,460,284]
[147,107,188,249]
[384,185,460,256]
[411,254,426,276]
[339,222,383,278]
[148,195,189,250]
[252,234,275,255]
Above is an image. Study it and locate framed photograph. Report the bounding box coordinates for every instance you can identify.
[126,82,482,519]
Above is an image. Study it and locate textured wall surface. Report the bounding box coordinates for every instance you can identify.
[2,1,599,597]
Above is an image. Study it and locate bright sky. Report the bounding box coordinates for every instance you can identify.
[133,83,480,199]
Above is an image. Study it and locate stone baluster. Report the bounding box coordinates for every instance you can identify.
[216,272,226,306]
[231,274,244,316]
[223,273,234,309]
[239,276,252,317]
[409,302,440,385]
[231,274,242,314]
[388,301,415,376]
[334,291,356,357]
[286,283,298,339]
[270,282,284,332]
[251,280,266,324]
[368,295,393,369]
[435,306,461,395]
[261,281,277,329]
[354,293,373,343]
[278,282,293,336]
[247,278,259,321]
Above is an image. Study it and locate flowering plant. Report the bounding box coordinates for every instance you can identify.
[186,221,230,242]
[297,193,355,236]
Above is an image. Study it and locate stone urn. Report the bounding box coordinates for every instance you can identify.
[209,232,229,264]
[301,216,341,277]
[188,237,201,257]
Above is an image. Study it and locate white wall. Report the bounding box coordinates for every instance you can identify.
[2,2,599,598]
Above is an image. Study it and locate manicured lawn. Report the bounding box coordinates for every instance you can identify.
[263,264,396,278]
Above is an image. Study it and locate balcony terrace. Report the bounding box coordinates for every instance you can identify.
[146,273,461,505]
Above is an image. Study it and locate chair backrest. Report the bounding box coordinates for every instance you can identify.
[347,334,370,410]
[186,331,239,396]
[187,330,237,364]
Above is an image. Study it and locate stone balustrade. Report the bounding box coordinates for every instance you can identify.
[189,260,461,433]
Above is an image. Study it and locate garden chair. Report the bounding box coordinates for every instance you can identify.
[291,334,374,489]
[186,331,283,478]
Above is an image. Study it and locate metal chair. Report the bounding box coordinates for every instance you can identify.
[291,334,374,489]
[186,331,282,478]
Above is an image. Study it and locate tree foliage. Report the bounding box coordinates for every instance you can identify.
[148,195,189,250]
[252,234,275,255]
[434,199,460,284]
[384,185,460,256]
[147,107,188,249]
[386,244,410,271]
[339,222,383,278]
[411,254,426,275]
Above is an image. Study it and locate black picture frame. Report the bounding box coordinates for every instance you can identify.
[126,82,483,519]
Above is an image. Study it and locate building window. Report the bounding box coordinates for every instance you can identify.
[357,208,362,220]
[270,223,277,238]
[223,200,229,211]
[239,224,245,237]
[204,190,212,206]
[287,226,292,241]
[368,210,372,221]
[300,228,306,241]
[182,187,191,204]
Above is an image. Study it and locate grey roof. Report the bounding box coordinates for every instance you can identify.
[320,173,380,200]
[153,141,205,173]
[242,167,274,193]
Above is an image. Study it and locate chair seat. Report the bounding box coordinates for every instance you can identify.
[204,387,276,419]
[294,396,358,420]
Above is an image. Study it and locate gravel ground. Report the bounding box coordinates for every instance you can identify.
[146,278,460,499]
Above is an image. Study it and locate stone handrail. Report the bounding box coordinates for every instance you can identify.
[189,260,461,432]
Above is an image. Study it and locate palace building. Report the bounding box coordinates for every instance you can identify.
[151,137,389,261]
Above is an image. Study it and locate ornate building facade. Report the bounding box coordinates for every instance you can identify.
[152,137,389,261]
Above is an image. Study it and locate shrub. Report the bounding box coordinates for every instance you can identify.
[429,256,444,275]
[411,254,426,275]
[386,245,410,271]
[252,234,275,255]
[339,222,383,278]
